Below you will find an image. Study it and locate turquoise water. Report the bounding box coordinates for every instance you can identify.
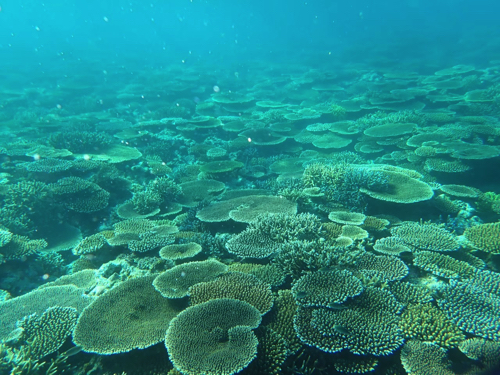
[1,1,500,374]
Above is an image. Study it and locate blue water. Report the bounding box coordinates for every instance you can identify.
[2,0,500,71]
[1,1,500,374]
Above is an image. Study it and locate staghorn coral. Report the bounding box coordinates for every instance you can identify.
[291,269,363,308]
[0,180,51,235]
[226,212,322,259]
[153,259,228,298]
[391,221,460,252]
[463,222,500,254]
[249,212,323,242]
[400,304,465,348]
[189,272,273,315]
[165,298,261,375]
[303,162,388,212]
[72,276,183,354]
[294,287,404,356]
[0,229,13,248]
[131,177,182,216]
[17,306,78,359]
[273,239,364,279]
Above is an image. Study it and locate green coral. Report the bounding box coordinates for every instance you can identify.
[0,181,50,235]
[358,168,434,204]
[373,236,411,256]
[165,298,261,375]
[108,219,176,252]
[273,239,364,279]
[200,160,244,175]
[0,235,48,261]
[463,269,500,296]
[390,221,460,252]
[463,222,500,254]
[437,280,500,341]
[351,252,409,283]
[130,177,182,216]
[196,195,297,223]
[388,282,433,305]
[250,213,323,242]
[189,272,274,315]
[49,177,109,213]
[128,231,175,252]
[17,306,79,359]
[48,130,111,154]
[0,229,13,247]
[400,304,465,348]
[226,212,322,259]
[23,158,73,173]
[177,179,226,207]
[227,263,286,287]
[294,287,404,356]
[413,251,476,279]
[476,192,500,215]
[72,276,183,354]
[226,229,281,258]
[38,269,97,292]
[244,327,288,375]
[0,285,92,341]
[159,242,202,260]
[72,233,107,255]
[400,340,454,375]
[153,259,228,298]
[291,269,363,308]
[328,211,366,225]
[459,338,500,372]
[267,290,302,355]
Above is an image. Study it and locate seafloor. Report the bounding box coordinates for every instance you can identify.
[0,58,499,375]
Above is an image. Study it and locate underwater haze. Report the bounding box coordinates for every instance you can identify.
[1,1,500,375]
